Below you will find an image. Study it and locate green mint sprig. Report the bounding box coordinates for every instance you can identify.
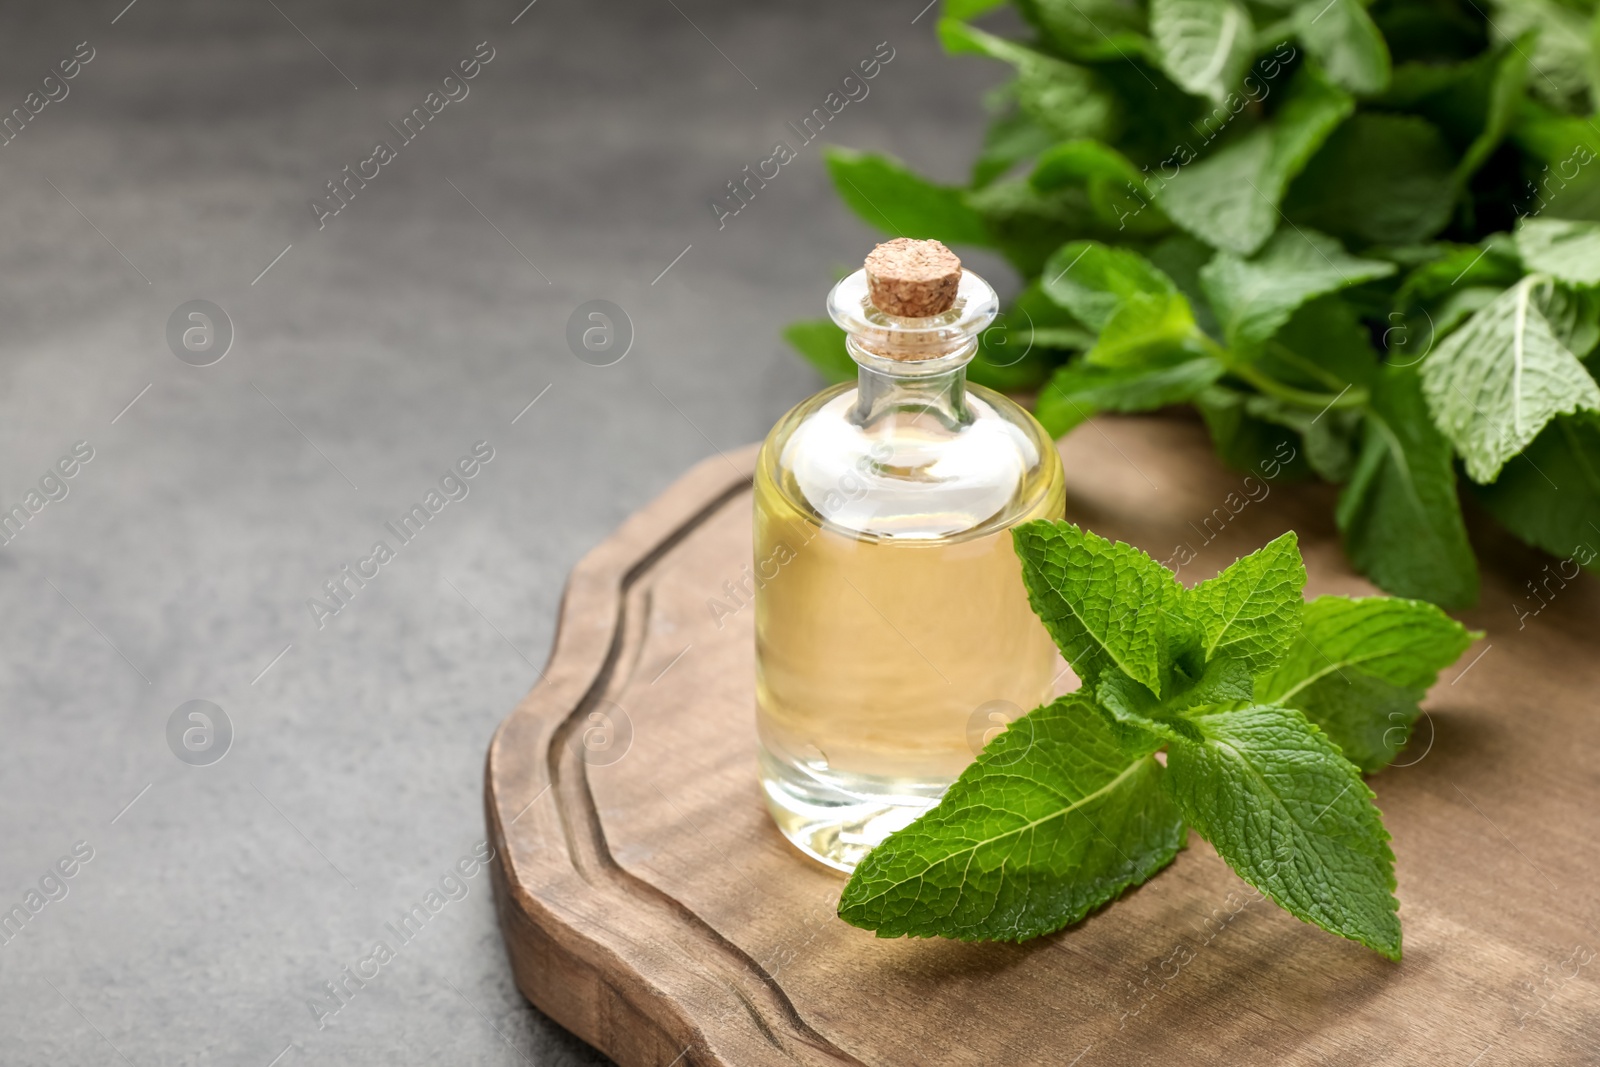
[785,0,1600,607]
[837,523,1478,958]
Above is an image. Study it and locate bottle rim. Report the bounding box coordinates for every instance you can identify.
[827,267,999,371]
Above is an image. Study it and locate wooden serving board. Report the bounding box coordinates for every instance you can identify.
[485,415,1600,1067]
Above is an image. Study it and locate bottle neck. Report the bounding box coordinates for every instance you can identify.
[848,340,974,431]
[826,265,998,434]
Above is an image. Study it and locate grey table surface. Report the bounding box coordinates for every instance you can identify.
[0,0,1005,1063]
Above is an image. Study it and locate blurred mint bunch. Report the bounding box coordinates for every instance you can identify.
[787,0,1600,607]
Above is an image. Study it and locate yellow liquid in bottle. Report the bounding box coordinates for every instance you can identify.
[753,381,1064,871]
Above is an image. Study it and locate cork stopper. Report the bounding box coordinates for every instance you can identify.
[864,239,962,318]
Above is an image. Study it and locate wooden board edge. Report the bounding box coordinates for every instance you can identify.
[484,443,866,1067]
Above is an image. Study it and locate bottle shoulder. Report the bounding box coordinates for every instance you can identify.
[756,381,1063,541]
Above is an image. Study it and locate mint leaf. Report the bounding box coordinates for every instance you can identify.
[1030,139,1147,193]
[940,20,1118,142]
[1196,385,1312,479]
[1025,327,1097,350]
[1269,295,1380,391]
[1010,279,1093,346]
[822,148,992,247]
[1156,66,1354,255]
[782,319,853,384]
[1245,395,1363,482]
[1200,228,1396,351]
[1041,242,1182,332]
[1419,275,1600,483]
[1284,113,1456,245]
[1337,364,1479,608]
[1507,97,1600,169]
[1184,531,1306,674]
[1163,704,1402,959]
[1264,596,1473,695]
[1517,218,1600,287]
[1157,131,1274,256]
[1091,293,1205,366]
[1256,595,1477,771]
[1150,0,1255,103]
[1380,58,1484,105]
[1474,413,1600,569]
[1534,283,1600,358]
[1098,654,1254,738]
[1372,45,1528,184]
[1149,232,1224,337]
[1041,242,1202,366]
[973,108,1058,186]
[1014,0,1150,63]
[1396,239,1523,308]
[970,284,1079,391]
[965,181,1105,276]
[945,0,1009,19]
[1487,0,1591,113]
[1454,43,1530,185]
[1035,354,1224,437]
[1012,519,1186,695]
[838,694,1185,941]
[1294,0,1391,95]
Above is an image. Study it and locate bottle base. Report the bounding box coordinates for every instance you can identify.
[758,745,947,873]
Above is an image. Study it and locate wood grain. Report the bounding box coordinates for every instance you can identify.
[485,415,1600,1067]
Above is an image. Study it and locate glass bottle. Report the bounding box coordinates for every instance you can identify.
[753,241,1065,872]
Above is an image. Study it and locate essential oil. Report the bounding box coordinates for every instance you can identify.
[753,240,1064,871]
